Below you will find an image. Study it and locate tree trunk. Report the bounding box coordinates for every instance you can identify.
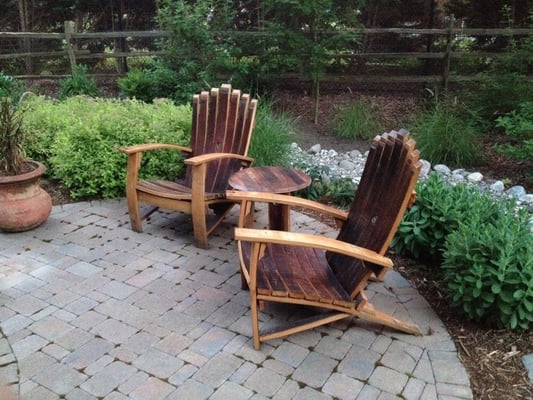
[18,0,32,74]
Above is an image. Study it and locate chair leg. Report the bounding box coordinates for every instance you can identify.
[356,302,422,336]
[126,190,143,233]
[192,205,209,249]
[251,299,261,350]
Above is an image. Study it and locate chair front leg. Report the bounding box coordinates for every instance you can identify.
[125,152,143,232]
[191,162,209,249]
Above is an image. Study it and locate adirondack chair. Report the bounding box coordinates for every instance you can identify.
[226,129,422,349]
[120,84,258,248]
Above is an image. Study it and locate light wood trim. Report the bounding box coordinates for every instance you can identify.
[184,152,254,166]
[357,302,422,335]
[258,312,352,345]
[226,190,348,222]
[234,228,393,268]
[120,143,192,155]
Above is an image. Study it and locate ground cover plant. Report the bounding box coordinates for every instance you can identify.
[495,100,533,174]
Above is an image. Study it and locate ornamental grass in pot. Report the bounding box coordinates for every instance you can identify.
[0,96,51,232]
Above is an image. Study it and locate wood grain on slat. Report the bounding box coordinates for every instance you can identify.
[120,84,258,248]
[233,130,423,349]
[229,166,311,193]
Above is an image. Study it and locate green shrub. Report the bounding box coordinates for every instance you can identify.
[333,101,383,140]
[442,202,533,330]
[495,100,533,163]
[409,103,481,168]
[23,96,191,199]
[23,94,295,200]
[0,72,26,101]
[290,163,356,208]
[248,99,295,167]
[463,72,532,123]
[118,61,180,103]
[392,173,499,263]
[460,32,532,123]
[58,65,101,99]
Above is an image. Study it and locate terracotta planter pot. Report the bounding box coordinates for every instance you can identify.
[0,161,52,232]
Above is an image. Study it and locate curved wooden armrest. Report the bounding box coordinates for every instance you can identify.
[185,153,254,167]
[234,228,393,268]
[120,143,192,155]
[226,190,348,222]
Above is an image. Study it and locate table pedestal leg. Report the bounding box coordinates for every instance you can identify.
[268,203,290,231]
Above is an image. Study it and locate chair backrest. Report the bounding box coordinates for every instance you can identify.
[184,84,258,193]
[326,130,421,298]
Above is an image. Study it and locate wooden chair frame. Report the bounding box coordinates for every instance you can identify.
[227,130,422,349]
[121,84,257,248]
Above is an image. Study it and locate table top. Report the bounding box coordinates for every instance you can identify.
[229,166,311,194]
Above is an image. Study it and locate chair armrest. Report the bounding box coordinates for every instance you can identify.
[234,228,393,269]
[226,190,348,223]
[120,143,192,155]
[185,152,254,167]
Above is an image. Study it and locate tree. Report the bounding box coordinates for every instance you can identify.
[260,0,362,123]
[444,1,532,50]
[445,0,531,29]
[0,1,159,74]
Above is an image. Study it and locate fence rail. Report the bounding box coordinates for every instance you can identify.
[1,21,531,88]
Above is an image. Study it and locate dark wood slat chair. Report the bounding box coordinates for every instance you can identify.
[226,129,422,349]
[120,84,258,248]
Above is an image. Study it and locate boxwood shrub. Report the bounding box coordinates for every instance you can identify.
[23,96,192,199]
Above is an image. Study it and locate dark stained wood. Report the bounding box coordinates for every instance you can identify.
[229,166,311,231]
[229,166,311,194]
[121,84,258,248]
[231,130,423,349]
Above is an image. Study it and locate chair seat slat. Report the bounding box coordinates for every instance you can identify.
[137,180,224,200]
[234,129,423,349]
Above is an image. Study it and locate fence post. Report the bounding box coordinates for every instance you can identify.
[443,15,455,90]
[64,20,77,73]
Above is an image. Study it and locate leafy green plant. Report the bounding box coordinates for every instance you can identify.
[23,94,295,200]
[333,101,383,140]
[118,61,179,103]
[248,99,295,167]
[0,97,28,175]
[0,72,26,101]
[495,100,533,163]
[409,102,481,168]
[392,173,498,263]
[442,201,533,330]
[293,163,356,208]
[23,96,192,199]
[460,29,532,123]
[58,65,101,99]
[156,0,234,103]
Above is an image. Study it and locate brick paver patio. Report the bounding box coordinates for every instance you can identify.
[0,199,473,399]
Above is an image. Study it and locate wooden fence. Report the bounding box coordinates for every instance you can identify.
[0,20,531,89]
